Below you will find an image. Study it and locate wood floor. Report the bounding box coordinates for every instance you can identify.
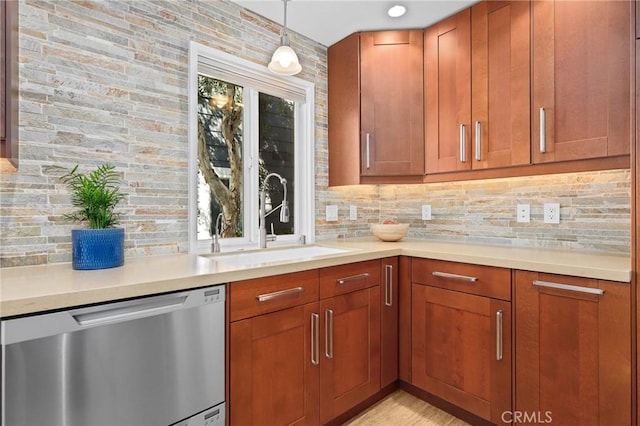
[344,390,470,426]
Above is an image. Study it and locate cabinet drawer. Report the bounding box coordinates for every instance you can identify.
[229,270,319,322]
[412,258,510,301]
[319,260,381,299]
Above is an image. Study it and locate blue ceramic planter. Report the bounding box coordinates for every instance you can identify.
[72,228,125,270]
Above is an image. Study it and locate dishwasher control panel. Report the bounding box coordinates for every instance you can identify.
[204,287,223,304]
[172,403,225,426]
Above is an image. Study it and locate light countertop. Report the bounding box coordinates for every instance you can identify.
[0,238,631,318]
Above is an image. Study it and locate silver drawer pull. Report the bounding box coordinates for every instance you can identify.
[459,124,466,163]
[474,121,481,161]
[496,310,503,361]
[366,133,371,169]
[385,264,393,307]
[256,286,304,302]
[432,271,478,282]
[325,309,334,359]
[311,313,319,365]
[337,273,370,285]
[532,280,604,295]
[539,107,546,153]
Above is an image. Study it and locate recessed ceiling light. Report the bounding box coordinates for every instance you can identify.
[388,4,406,18]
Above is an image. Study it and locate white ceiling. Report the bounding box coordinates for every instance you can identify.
[232,0,479,47]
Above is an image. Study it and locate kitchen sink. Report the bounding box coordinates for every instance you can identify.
[203,245,352,267]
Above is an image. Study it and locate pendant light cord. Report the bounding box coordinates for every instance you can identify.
[282,0,289,41]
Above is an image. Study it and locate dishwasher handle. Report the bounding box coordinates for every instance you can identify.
[72,295,188,326]
[1,285,225,345]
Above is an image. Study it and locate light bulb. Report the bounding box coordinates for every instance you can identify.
[388,4,406,18]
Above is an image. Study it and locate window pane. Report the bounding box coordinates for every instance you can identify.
[197,75,244,240]
[259,93,295,236]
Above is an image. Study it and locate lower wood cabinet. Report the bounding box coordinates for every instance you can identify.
[380,257,399,388]
[410,259,512,424]
[319,286,381,424]
[230,303,319,425]
[229,260,391,426]
[229,257,632,425]
[514,271,631,425]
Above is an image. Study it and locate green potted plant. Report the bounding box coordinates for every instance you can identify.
[57,163,126,270]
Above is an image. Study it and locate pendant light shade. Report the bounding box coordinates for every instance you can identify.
[268,0,302,76]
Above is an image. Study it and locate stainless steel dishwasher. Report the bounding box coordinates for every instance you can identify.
[1,285,226,426]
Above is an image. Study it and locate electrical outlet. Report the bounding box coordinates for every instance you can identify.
[516,204,530,223]
[326,205,338,222]
[421,204,432,221]
[349,205,357,221]
[543,203,560,224]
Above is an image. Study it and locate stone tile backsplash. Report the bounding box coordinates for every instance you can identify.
[316,170,631,254]
[0,1,631,267]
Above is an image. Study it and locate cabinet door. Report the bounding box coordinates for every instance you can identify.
[360,30,424,177]
[380,257,398,388]
[319,287,381,424]
[412,284,511,424]
[328,33,360,186]
[471,1,530,169]
[532,0,632,163]
[515,271,631,425]
[425,9,471,174]
[230,303,319,426]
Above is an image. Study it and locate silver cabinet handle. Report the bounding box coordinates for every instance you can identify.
[432,271,478,282]
[366,133,371,169]
[385,265,393,306]
[337,272,370,285]
[325,309,334,359]
[474,121,481,161]
[459,124,466,163]
[311,313,319,365]
[532,280,604,295]
[496,310,503,361]
[256,286,303,302]
[385,264,393,307]
[539,107,546,153]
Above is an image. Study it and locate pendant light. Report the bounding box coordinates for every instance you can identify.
[268,0,302,76]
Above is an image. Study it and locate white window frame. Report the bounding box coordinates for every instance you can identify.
[188,41,315,254]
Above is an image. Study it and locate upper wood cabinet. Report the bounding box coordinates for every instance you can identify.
[424,9,472,174]
[328,30,424,185]
[471,1,530,169]
[360,31,424,178]
[1,0,18,167]
[425,2,531,174]
[532,0,632,163]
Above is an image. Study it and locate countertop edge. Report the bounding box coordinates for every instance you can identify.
[1,240,631,318]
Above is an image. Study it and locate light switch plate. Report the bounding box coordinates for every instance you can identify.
[421,204,432,221]
[516,204,530,223]
[326,205,338,222]
[349,205,357,221]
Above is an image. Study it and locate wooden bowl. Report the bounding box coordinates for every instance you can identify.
[371,223,409,242]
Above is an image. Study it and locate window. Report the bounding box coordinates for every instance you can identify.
[188,42,315,253]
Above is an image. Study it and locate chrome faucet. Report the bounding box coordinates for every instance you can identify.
[211,212,224,253]
[259,172,289,249]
